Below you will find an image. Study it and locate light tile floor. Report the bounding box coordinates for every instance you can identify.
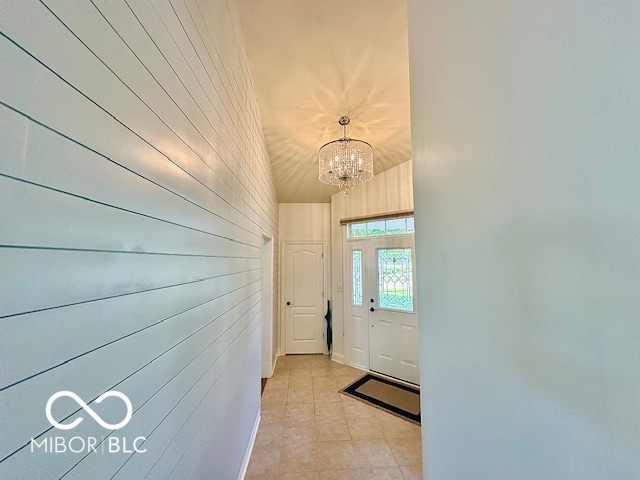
[246,355,423,480]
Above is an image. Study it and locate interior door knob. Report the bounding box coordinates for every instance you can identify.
[286,301,291,306]
[370,307,375,312]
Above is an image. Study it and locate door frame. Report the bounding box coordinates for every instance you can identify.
[261,233,275,378]
[280,241,328,355]
[343,230,418,378]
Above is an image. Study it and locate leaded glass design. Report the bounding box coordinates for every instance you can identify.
[348,216,414,238]
[352,250,363,305]
[377,248,413,311]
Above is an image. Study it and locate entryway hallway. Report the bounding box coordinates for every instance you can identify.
[246,355,422,479]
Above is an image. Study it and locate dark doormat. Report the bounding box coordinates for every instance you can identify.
[340,373,421,425]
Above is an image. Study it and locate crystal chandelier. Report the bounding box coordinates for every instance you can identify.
[318,116,374,194]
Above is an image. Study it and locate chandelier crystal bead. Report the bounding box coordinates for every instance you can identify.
[318,116,374,193]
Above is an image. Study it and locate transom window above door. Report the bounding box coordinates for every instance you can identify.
[348,216,414,238]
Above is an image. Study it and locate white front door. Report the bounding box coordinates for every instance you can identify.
[284,243,325,354]
[346,236,419,384]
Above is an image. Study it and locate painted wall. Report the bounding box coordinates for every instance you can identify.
[0,1,277,479]
[279,203,331,243]
[279,203,331,354]
[330,161,413,362]
[409,1,640,479]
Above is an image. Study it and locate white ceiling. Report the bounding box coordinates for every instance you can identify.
[237,0,411,203]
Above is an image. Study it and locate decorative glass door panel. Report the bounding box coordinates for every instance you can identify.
[352,250,363,306]
[377,248,413,312]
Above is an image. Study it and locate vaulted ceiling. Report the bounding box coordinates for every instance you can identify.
[236,0,411,203]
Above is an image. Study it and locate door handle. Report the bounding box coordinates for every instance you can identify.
[370,307,375,312]
[286,301,292,306]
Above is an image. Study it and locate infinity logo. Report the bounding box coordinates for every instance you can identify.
[45,391,132,430]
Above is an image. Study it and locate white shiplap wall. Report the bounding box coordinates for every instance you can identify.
[0,0,277,479]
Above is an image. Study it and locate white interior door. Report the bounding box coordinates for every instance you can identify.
[284,243,325,354]
[368,236,419,384]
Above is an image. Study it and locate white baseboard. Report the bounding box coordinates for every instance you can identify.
[348,361,369,373]
[263,349,283,379]
[238,411,261,480]
[330,352,345,364]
